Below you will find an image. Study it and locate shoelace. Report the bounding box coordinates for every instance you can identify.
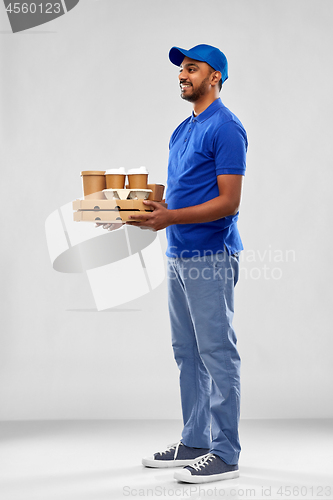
[158,441,183,459]
[190,453,215,471]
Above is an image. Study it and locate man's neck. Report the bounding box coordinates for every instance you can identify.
[193,95,219,117]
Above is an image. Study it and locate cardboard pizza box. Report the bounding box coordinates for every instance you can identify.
[73,210,152,223]
[72,199,151,211]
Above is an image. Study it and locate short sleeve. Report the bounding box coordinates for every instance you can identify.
[213,120,248,176]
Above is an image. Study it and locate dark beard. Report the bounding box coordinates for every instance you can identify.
[180,76,210,102]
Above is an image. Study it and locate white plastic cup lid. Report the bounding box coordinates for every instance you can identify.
[105,168,126,175]
[127,166,149,175]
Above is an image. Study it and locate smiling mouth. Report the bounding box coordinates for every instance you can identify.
[180,83,192,90]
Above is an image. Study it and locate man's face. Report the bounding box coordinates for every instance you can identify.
[178,57,213,102]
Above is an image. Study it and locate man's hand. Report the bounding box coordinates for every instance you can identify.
[95,222,124,231]
[126,200,173,231]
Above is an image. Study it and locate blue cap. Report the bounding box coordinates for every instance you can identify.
[169,44,228,83]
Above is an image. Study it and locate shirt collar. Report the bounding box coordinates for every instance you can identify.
[191,98,224,123]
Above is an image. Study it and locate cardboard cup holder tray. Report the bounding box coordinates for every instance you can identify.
[73,184,165,223]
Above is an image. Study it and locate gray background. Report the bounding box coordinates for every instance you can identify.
[1,0,332,421]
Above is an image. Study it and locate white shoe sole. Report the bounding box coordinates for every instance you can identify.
[174,468,240,483]
[142,454,208,468]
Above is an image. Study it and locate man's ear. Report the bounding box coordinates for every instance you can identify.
[211,71,222,86]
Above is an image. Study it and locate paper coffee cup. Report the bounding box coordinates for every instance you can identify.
[105,168,126,189]
[127,166,149,189]
[81,171,106,199]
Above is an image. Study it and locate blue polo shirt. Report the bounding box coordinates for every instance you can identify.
[165,98,248,258]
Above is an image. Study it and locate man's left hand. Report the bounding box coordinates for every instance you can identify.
[126,200,173,231]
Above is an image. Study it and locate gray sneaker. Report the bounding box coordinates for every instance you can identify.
[142,442,210,468]
[174,453,239,483]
